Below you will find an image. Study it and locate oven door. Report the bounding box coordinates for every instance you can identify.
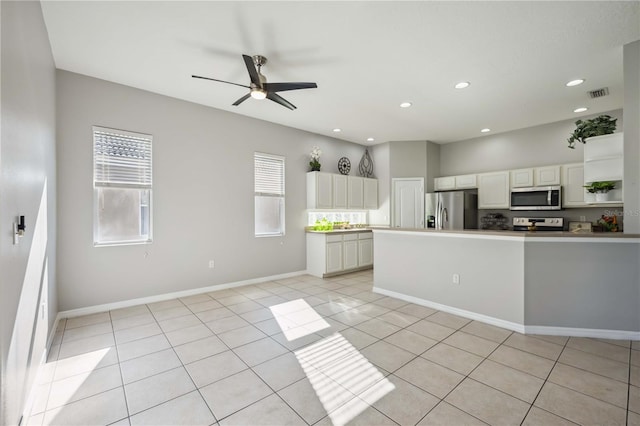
[510,186,561,210]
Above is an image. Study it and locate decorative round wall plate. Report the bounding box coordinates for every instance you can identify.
[338,157,351,175]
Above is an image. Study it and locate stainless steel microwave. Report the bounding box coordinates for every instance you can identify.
[510,186,562,211]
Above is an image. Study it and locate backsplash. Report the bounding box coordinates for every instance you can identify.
[480,207,625,231]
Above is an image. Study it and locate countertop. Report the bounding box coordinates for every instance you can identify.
[370,226,640,240]
[305,228,372,234]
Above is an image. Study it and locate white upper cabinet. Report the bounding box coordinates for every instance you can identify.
[584,133,623,183]
[348,176,364,209]
[332,174,348,209]
[308,172,378,210]
[561,163,587,207]
[478,171,510,209]
[510,169,534,188]
[307,172,333,209]
[434,176,456,191]
[535,165,561,186]
[435,175,477,191]
[363,178,378,209]
[455,174,477,189]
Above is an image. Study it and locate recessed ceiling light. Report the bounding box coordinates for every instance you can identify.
[566,79,585,87]
[399,102,412,108]
[454,81,470,89]
[574,107,588,113]
[367,137,375,142]
[332,128,341,133]
[481,128,491,133]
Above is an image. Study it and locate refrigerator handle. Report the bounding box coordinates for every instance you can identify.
[443,207,448,227]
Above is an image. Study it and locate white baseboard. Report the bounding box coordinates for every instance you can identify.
[373,287,640,340]
[373,287,526,334]
[524,325,640,341]
[58,270,307,319]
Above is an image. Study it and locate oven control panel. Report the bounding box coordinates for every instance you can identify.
[513,217,564,228]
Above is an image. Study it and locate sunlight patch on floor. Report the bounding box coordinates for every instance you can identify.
[295,333,395,425]
[270,299,330,341]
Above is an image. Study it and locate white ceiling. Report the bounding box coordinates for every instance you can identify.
[40,1,640,146]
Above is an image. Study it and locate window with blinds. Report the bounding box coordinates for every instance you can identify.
[93,126,153,245]
[254,153,285,237]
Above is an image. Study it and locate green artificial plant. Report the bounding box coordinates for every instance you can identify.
[584,181,616,193]
[567,114,617,149]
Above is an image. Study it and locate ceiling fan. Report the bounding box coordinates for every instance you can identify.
[192,54,317,110]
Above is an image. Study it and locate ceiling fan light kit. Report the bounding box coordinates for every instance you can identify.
[192,54,317,110]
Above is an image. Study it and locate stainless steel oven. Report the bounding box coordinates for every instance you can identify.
[510,186,561,211]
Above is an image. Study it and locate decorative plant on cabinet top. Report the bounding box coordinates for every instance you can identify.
[567,114,617,149]
[309,146,322,171]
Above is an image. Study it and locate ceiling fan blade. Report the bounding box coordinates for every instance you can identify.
[232,93,251,106]
[263,82,318,92]
[192,75,250,89]
[267,92,296,110]
[242,54,262,88]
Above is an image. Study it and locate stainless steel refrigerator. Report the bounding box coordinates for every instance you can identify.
[425,191,478,230]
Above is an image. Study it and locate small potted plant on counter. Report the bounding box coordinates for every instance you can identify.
[584,181,616,202]
[567,114,617,149]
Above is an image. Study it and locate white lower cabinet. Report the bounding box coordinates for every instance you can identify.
[358,235,373,267]
[307,231,374,277]
[326,240,343,273]
[343,235,359,270]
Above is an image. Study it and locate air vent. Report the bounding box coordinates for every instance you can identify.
[588,87,609,98]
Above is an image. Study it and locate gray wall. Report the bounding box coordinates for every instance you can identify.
[56,70,367,311]
[439,109,624,176]
[1,2,57,425]
[389,140,427,181]
[374,231,525,324]
[426,141,440,193]
[624,41,640,234]
[524,241,639,331]
[369,142,390,225]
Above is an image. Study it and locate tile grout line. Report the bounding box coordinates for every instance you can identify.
[109,310,133,426]
[519,335,574,426]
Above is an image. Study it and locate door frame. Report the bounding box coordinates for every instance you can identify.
[391,177,425,228]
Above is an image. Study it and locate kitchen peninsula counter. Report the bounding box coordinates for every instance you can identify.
[372,228,640,339]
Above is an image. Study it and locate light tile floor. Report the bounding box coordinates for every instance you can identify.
[26,271,639,426]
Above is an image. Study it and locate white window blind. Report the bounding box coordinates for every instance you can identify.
[93,126,153,246]
[94,127,152,188]
[255,153,285,196]
[254,153,285,237]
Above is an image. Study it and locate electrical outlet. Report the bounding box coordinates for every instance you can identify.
[452,273,460,284]
[208,260,215,269]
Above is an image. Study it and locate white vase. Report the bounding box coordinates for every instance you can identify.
[595,192,610,202]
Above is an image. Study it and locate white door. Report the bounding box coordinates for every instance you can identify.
[392,178,424,228]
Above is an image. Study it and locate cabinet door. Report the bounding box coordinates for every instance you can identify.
[434,177,455,191]
[561,163,587,207]
[455,174,477,189]
[478,172,510,209]
[343,240,359,270]
[510,169,534,188]
[306,172,333,209]
[348,176,364,209]
[535,166,561,186]
[358,239,373,267]
[326,242,343,273]
[363,178,378,209]
[333,174,348,209]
